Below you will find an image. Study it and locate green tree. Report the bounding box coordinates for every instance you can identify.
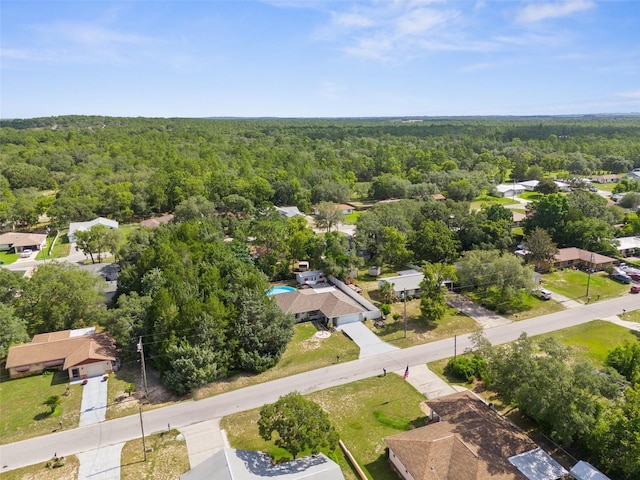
[534,178,558,195]
[379,226,410,265]
[523,193,569,243]
[44,395,61,414]
[258,392,339,459]
[419,262,456,324]
[0,303,30,358]
[605,341,640,384]
[378,280,395,303]
[173,196,217,223]
[523,227,558,271]
[75,224,120,263]
[315,201,342,232]
[408,220,460,264]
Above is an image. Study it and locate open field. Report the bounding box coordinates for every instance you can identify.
[121,429,189,480]
[542,270,630,303]
[0,455,79,480]
[0,371,82,445]
[194,322,359,399]
[221,374,427,480]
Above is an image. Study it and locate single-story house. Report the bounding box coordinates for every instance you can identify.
[590,174,622,184]
[274,286,367,326]
[275,206,305,218]
[518,180,570,192]
[140,214,174,228]
[0,232,47,253]
[379,270,424,299]
[543,247,617,271]
[614,236,640,257]
[494,184,526,198]
[431,193,446,201]
[627,171,640,181]
[5,327,117,380]
[512,211,526,225]
[337,204,355,214]
[384,391,568,480]
[68,217,119,243]
[180,447,345,480]
[296,270,326,286]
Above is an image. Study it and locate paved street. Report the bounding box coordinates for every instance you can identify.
[2,293,639,472]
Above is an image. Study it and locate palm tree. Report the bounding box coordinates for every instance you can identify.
[44,395,61,414]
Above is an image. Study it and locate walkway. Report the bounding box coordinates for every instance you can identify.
[78,376,109,427]
[447,293,512,328]
[602,315,640,332]
[77,442,124,480]
[180,419,227,469]
[401,364,462,399]
[549,292,583,309]
[339,322,399,358]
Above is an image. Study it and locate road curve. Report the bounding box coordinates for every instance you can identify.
[2,294,639,471]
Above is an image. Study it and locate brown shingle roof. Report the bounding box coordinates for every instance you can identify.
[0,232,47,248]
[140,214,174,228]
[274,289,365,318]
[553,247,615,265]
[384,391,536,480]
[5,330,116,370]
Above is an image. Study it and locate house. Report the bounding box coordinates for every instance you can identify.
[0,232,47,253]
[368,266,382,277]
[337,204,355,214]
[569,461,610,480]
[518,180,570,192]
[5,327,117,380]
[543,247,617,271]
[384,391,568,480]
[431,193,446,201]
[494,184,526,198]
[590,174,622,184]
[180,447,345,480]
[296,270,326,286]
[614,236,640,257]
[378,270,424,299]
[68,217,119,243]
[627,171,640,181]
[275,206,305,218]
[274,286,367,326]
[140,214,174,228]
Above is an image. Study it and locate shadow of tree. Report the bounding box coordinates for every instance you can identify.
[34,410,52,421]
[364,452,396,480]
[49,370,69,386]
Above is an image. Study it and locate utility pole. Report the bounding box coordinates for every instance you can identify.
[137,336,148,399]
[138,404,147,462]
[403,288,407,338]
[586,252,594,300]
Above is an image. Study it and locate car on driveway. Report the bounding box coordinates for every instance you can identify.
[20,249,33,258]
[630,285,640,294]
[533,288,553,300]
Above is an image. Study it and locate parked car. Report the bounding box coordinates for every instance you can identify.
[20,249,33,258]
[628,273,640,282]
[611,273,632,284]
[533,288,553,300]
[630,285,640,294]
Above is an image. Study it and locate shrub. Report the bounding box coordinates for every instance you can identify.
[445,355,487,382]
[380,303,392,316]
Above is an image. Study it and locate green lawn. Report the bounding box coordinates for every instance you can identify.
[593,182,618,192]
[195,322,359,399]
[0,371,82,445]
[519,191,542,200]
[0,250,19,265]
[121,429,189,480]
[504,295,566,321]
[541,270,629,303]
[342,212,361,225]
[469,195,517,211]
[0,455,79,480]
[221,374,427,480]
[36,235,71,260]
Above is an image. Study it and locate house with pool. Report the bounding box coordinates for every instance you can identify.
[270,277,380,327]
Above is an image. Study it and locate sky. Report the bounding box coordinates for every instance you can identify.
[1,0,639,118]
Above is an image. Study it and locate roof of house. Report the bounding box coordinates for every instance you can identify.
[5,328,116,370]
[0,232,47,248]
[384,391,566,480]
[337,204,353,211]
[275,206,304,218]
[432,193,446,201]
[68,217,119,239]
[569,461,610,480]
[180,448,345,480]
[615,236,640,251]
[496,184,526,193]
[553,248,615,265]
[379,272,424,293]
[274,287,365,318]
[140,214,174,228]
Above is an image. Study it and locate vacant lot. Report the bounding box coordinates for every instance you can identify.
[195,322,359,399]
[0,455,79,480]
[0,371,81,445]
[121,429,189,480]
[542,270,629,303]
[222,374,427,480]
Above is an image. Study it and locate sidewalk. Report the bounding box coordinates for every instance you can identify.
[340,322,399,358]
[77,442,124,480]
[447,293,512,328]
[549,292,582,309]
[180,419,228,469]
[602,315,640,332]
[400,364,461,399]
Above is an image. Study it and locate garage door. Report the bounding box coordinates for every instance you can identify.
[336,313,362,326]
[84,362,106,378]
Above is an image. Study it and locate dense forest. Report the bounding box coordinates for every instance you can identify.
[2,116,640,476]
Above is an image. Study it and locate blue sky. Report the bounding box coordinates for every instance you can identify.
[1,1,639,118]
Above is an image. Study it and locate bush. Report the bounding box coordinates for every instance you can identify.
[445,355,487,382]
[380,303,392,316]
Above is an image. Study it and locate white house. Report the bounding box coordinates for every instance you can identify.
[615,236,640,257]
[275,206,304,218]
[68,217,119,243]
[378,270,424,299]
[296,270,325,286]
[494,184,526,198]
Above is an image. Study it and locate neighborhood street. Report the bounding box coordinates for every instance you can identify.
[2,293,639,472]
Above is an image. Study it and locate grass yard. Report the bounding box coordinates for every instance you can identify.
[535,320,640,366]
[36,235,71,260]
[0,455,79,480]
[0,371,81,445]
[221,374,427,480]
[593,182,618,192]
[342,212,360,224]
[519,191,542,200]
[0,250,19,265]
[106,365,145,420]
[621,309,640,322]
[368,301,478,348]
[469,195,517,211]
[541,270,629,303]
[194,322,359,399]
[120,429,189,480]
[504,295,566,321]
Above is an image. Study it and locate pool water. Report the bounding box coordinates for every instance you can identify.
[266,285,296,296]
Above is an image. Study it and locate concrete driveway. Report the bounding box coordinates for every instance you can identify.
[78,376,108,427]
[340,322,399,358]
[77,442,124,480]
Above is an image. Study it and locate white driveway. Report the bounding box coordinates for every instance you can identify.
[77,442,124,480]
[340,322,399,358]
[78,376,108,427]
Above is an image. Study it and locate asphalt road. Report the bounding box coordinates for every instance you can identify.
[2,294,639,471]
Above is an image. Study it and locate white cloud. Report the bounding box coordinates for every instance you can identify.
[38,22,158,47]
[516,0,595,24]
[617,90,640,99]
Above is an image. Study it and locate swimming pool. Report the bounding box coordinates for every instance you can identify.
[266,285,296,296]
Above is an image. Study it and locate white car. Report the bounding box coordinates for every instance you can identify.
[533,288,552,300]
[20,248,33,258]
